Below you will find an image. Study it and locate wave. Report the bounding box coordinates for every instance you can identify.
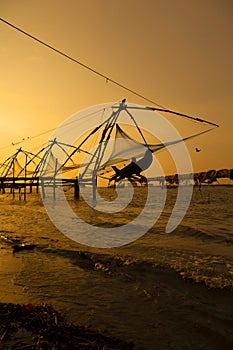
[173,225,233,244]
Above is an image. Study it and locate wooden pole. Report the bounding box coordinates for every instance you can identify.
[24,154,27,200]
[74,177,79,199]
[92,171,97,203]
[53,158,58,201]
[41,178,45,198]
[1,180,5,194]
[12,158,15,199]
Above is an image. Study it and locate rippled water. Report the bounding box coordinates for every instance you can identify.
[0,185,233,280]
[0,185,233,349]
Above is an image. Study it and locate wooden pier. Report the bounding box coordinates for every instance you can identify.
[0,143,232,202]
[0,176,80,200]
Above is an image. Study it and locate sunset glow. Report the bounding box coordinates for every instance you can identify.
[0,0,232,172]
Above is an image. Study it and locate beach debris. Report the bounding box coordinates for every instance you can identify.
[25,303,33,312]
[0,233,38,256]
[13,244,37,254]
[0,302,134,349]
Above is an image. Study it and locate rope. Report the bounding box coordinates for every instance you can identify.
[0,17,170,109]
[0,17,219,152]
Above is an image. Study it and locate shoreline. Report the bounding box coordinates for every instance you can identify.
[1,242,233,349]
[0,186,233,349]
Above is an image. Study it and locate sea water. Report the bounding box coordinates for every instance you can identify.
[0,185,233,349]
[0,185,233,281]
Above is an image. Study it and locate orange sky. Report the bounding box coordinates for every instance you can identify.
[0,0,232,173]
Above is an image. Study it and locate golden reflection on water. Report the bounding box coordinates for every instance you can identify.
[0,250,28,303]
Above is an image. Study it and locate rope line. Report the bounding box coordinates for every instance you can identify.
[0,17,166,109]
[0,17,219,125]
[0,17,219,153]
